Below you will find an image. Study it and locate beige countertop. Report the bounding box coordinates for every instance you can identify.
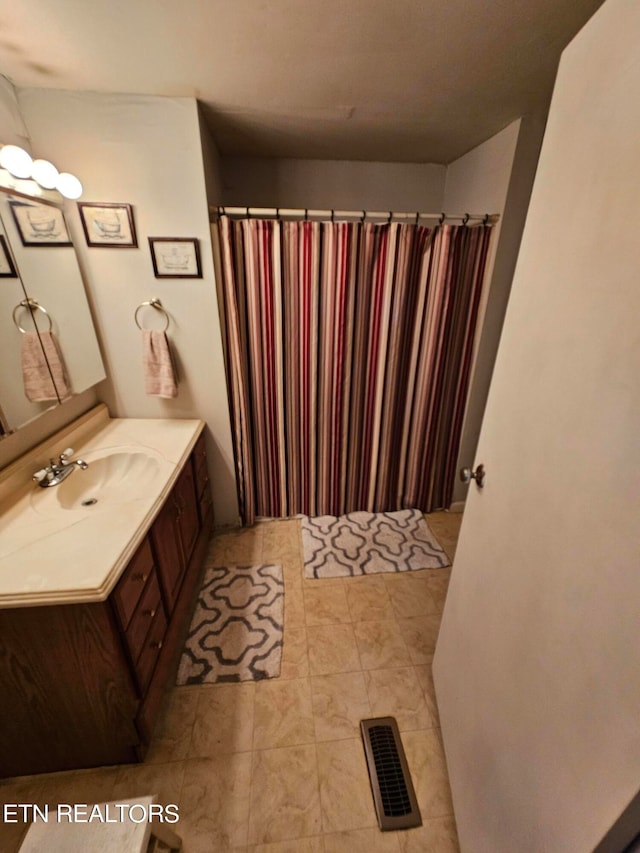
[0,405,203,609]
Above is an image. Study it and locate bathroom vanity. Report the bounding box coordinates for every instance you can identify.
[0,405,214,778]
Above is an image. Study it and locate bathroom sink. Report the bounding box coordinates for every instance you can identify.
[31,449,163,513]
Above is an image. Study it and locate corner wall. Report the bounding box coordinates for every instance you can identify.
[17,89,239,526]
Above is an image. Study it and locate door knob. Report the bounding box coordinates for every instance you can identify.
[460,464,486,488]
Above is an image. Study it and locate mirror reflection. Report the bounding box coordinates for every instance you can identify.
[0,189,106,437]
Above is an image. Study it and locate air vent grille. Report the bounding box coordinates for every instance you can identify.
[360,716,422,831]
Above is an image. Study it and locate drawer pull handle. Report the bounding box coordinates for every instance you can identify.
[132,572,147,583]
[151,640,163,651]
[144,608,156,619]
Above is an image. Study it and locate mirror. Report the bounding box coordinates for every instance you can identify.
[0,187,105,437]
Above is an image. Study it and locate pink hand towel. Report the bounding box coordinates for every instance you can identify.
[22,330,72,402]
[142,329,178,398]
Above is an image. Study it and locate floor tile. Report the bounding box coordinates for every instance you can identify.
[281,558,305,589]
[248,745,322,844]
[395,614,441,665]
[401,729,454,819]
[316,739,377,833]
[37,765,120,808]
[363,667,435,731]
[386,578,438,619]
[189,683,255,757]
[254,678,315,749]
[353,620,411,670]
[180,753,252,851]
[345,576,394,622]
[311,672,371,742]
[211,526,264,566]
[423,573,451,613]
[397,815,460,852]
[249,838,324,852]
[262,520,302,562]
[307,624,361,676]
[323,827,401,852]
[414,665,440,725]
[280,625,310,679]
[111,760,185,807]
[145,686,199,764]
[304,585,351,626]
[285,585,306,627]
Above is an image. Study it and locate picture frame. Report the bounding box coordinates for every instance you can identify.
[148,237,202,279]
[8,200,72,247]
[0,235,17,277]
[77,202,137,248]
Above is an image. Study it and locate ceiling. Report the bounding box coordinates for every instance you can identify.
[0,0,604,164]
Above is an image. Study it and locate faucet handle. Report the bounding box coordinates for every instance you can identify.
[61,447,74,458]
[33,469,48,482]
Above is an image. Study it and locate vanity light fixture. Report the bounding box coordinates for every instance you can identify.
[31,158,59,190]
[0,144,33,178]
[0,144,83,199]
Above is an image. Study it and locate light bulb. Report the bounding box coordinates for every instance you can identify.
[0,145,33,178]
[31,159,59,189]
[56,172,83,199]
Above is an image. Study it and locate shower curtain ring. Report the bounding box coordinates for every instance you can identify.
[387,211,392,225]
[415,212,419,226]
[361,210,366,223]
[439,212,446,225]
[331,209,335,223]
[483,213,489,225]
[462,213,470,226]
[304,208,308,221]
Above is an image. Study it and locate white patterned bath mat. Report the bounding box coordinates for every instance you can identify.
[302,509,449,579]
[176,564,284,685]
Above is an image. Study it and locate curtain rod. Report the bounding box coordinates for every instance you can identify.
[212,206,499,225]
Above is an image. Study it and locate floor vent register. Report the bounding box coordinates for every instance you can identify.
[360,716,423,831]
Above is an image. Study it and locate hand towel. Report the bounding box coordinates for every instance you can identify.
[142,329,178,397]
[22,330,72,402]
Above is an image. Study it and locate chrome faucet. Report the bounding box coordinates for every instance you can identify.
[32,447,89,487]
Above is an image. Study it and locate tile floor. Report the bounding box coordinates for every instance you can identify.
[0,511,462,853]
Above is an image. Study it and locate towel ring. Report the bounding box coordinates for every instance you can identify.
[135,298,170,332]
[12,299,52,334]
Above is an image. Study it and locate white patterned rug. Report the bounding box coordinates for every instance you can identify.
[302,509,450,579]
[176,564,284,685]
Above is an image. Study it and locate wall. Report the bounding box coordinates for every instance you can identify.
[444,114,549,505]
[17,89,239,526]
[220,156,446,211]
[434,0,640,848]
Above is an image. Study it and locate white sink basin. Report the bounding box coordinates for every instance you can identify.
[31,449,163,513]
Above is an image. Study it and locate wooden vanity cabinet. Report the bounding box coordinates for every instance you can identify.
[193,431,214,530]
[151,459,200,616]
[0,434,213,778]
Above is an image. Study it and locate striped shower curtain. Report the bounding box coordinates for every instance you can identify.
[217,216,492,525]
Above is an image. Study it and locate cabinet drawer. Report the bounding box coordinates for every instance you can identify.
[134,603,167,696]
[112,538,155,630]
[125,570,162,664]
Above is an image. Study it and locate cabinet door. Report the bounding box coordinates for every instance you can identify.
[174,458,199,565]
[150,496,184,616]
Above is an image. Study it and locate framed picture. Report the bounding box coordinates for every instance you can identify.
[148,238,202,278]
[77,202,137,248]
[0,235,17,277]
[8,200,72,247]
